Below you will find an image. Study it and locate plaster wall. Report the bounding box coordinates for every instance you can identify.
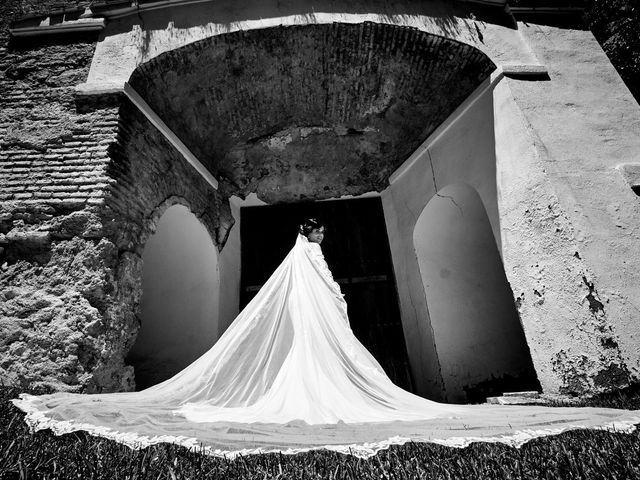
[127,204,220,388]
[82,0,540,92]
[217,193,266,336]
[413,183,534,402]
[493,23,640,392]
[493,77,635,394]
[517,24,640,382]
[384,60,637,397]
[381,76,502,400]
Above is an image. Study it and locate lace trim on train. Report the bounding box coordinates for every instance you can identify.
[12,394,640,460]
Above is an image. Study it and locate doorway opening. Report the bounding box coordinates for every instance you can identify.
[126,204,221,390]
[413,184,540,402]
[240,197,414,392]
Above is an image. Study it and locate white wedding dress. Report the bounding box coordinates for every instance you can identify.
[12,234,640,457]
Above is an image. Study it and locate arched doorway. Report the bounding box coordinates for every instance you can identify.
[413,183,539,402]
[126,204,221,389]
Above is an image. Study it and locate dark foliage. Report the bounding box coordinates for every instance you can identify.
[2,386,640,479]
[585,0,640,103]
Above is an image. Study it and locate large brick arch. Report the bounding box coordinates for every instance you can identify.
[127,22,496,203]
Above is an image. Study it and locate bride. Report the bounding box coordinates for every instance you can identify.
[12,218,640,457]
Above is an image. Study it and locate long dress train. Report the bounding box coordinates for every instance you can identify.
[12,234,640,457]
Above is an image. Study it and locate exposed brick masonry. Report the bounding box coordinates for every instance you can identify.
[104,101,228,254]
[0,8,224,392]
[131,22,495,203]
[0,28,130,391]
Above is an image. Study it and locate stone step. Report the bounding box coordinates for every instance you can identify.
[485,392,582,406]
[502,391,540,398]
[486,396,542,405]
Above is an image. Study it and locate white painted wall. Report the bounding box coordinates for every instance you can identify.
[381,76,501,400]
[413,183,534,402]
[128,204,220,389]
[217,193,266,335]
[498,23,640,390]
[384,49,640,398]
[492,75,637,395]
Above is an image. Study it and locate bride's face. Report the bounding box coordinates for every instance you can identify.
[307,227,325,244]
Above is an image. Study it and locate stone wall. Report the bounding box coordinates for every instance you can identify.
[0,10,225,392]
[0,1,88,40]
[0,9,124,391]
[104,100,229,253]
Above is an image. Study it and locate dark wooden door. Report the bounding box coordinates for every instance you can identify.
[240,197,415,392]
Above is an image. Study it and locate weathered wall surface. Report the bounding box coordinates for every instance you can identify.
[0,27,226,393]
[382,77,510,400]
[127,204,220,389]
[128,22,494,204]
[493,77,635,396]
[413,183,537,402]
[2,0,639,398]
[383,38,639,399]
[0,23,130,392]
[81,0,533,90]
[498,23,640,393]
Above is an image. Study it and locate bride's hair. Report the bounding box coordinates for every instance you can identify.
[299,217,324,236]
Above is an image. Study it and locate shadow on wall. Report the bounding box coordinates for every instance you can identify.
[413,183,540,403]
[126,204,220,390]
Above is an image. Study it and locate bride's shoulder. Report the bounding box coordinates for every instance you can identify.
[297,234,321,252]
[307,242,322,252]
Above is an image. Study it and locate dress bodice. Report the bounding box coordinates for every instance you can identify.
[298,234,349,325]
[298,234,345,301]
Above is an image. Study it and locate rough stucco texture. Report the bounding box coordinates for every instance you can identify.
[0,28,226,392]
[129,22,495,203]
[493,73,636,397]
[507,22,640,392]
[0,32,133,392]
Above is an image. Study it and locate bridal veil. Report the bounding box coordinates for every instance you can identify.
[12,234,640,457]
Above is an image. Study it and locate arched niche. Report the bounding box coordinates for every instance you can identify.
[126,204,221,389]
[413,183,539,402]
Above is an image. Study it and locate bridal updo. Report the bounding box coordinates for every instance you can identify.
[299,218,325,237]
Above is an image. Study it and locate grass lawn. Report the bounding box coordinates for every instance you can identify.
[2,386,640,479]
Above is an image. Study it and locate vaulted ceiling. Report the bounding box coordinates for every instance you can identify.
[126,22,495,203]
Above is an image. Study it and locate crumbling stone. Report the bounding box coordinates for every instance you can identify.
[0,15,225,391]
